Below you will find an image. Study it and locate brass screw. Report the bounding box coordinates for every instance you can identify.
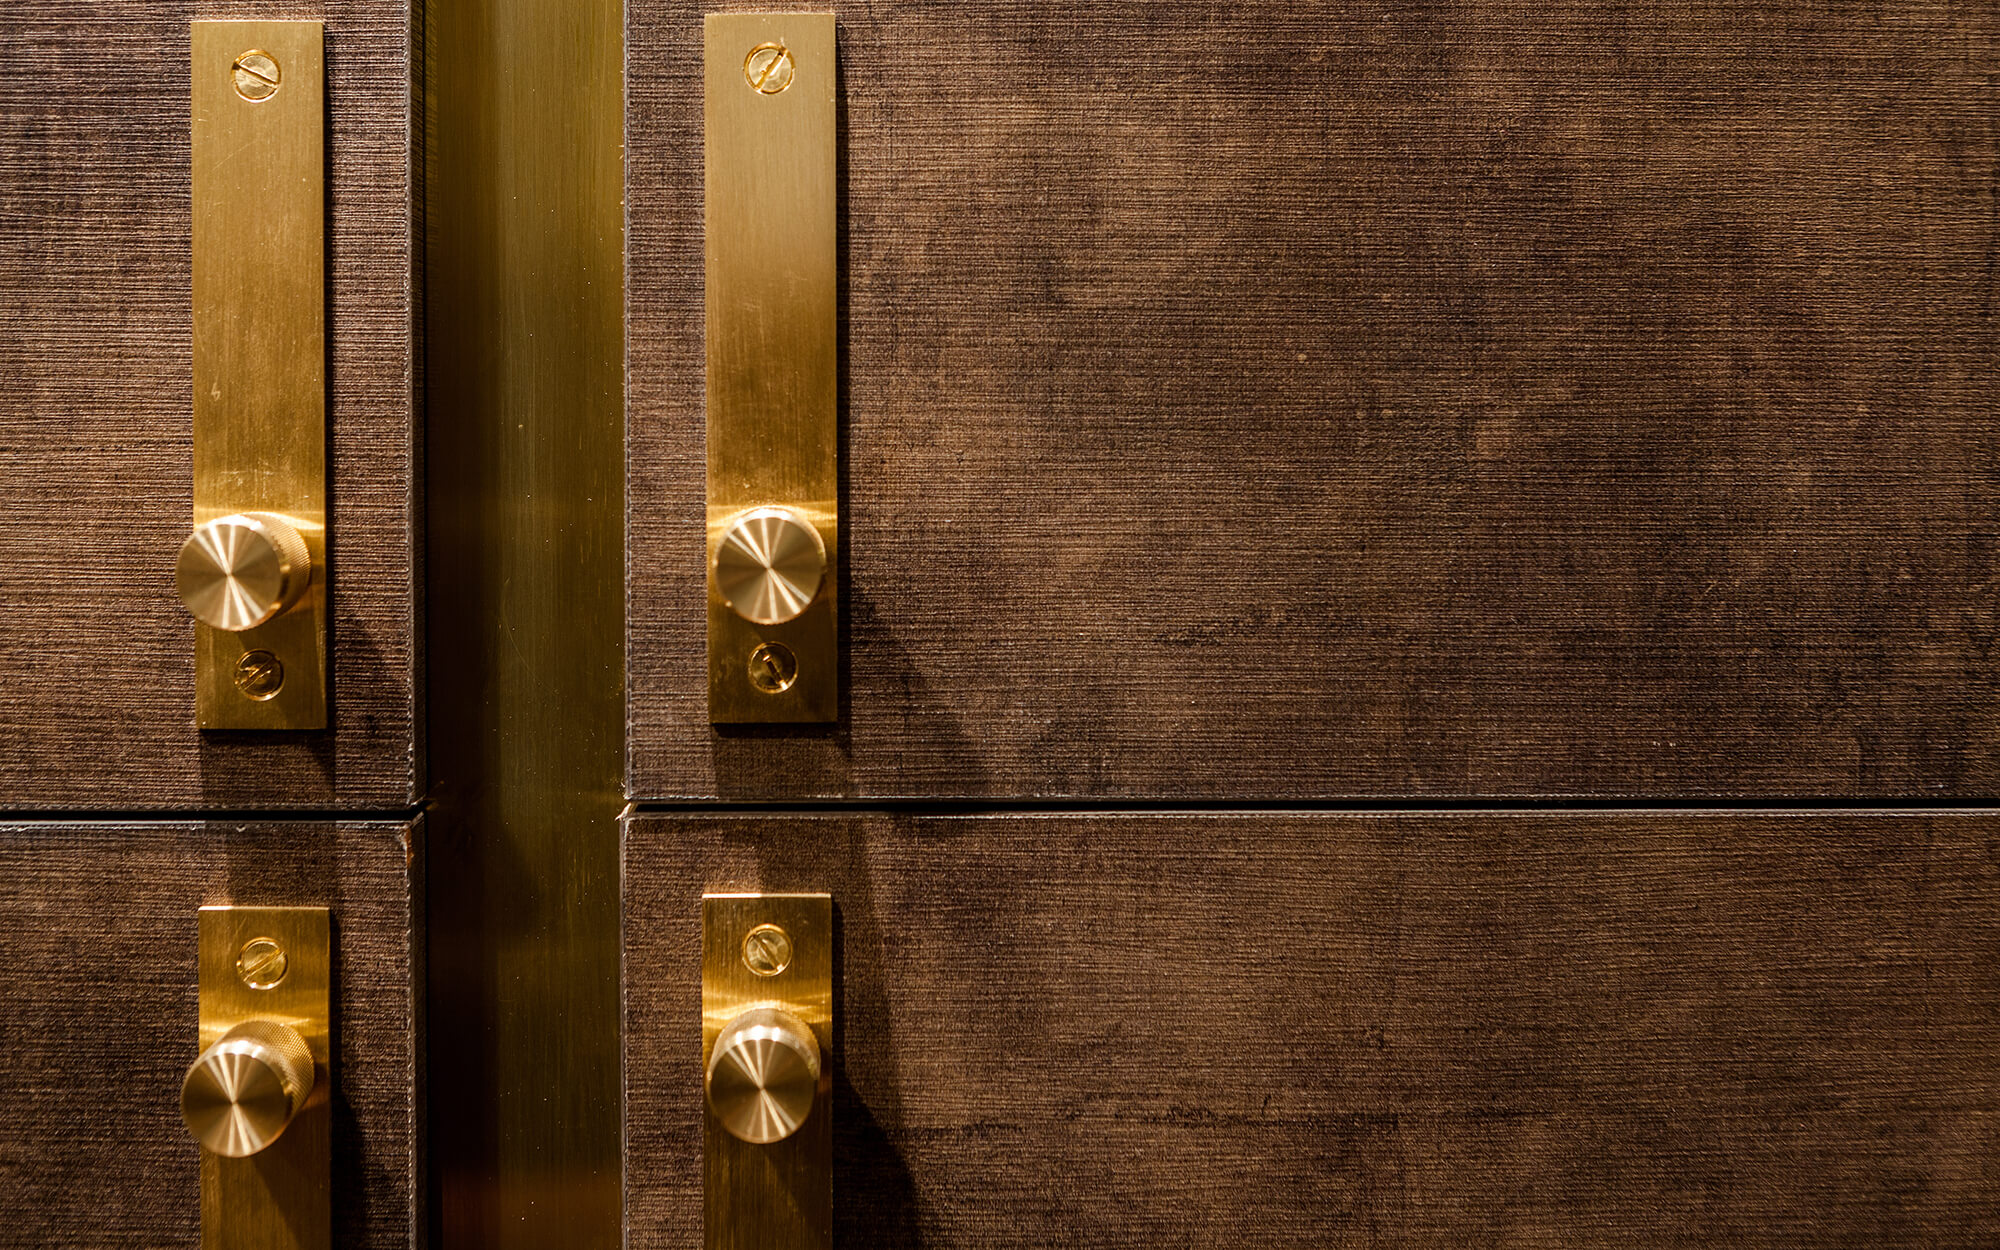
[747,641,798,694]
[234,650,285,700]
[742,924,793,977]
[744,42,795,94]
[232,50,281,102]
[237,936,289,989]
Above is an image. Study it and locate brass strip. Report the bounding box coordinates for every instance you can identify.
[197,906,330,1250]
[706,13,839,723]
[190,22,327,729]
[423,0,625,1236]
[703,894,833,1249]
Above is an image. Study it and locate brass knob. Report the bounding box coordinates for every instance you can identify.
[181,1020,316,1157]
[175,513,312,631]
[705,1006,822,1144]
[713,507,826,625]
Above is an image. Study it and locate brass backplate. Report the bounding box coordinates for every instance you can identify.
[706,14,838,724]
[191,22,328,729]
[197,906,330,1250]
[703,894,833,1249]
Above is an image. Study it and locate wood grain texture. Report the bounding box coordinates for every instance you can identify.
[0,818,422,1247]
[0,1,419,808]
[628,1,2000,800]
[624,810,2000,1246]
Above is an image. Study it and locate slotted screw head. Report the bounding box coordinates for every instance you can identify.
[233,651,285,701]
[744,42,794,93]
[233,50,281,101]
[742,923,794,976]
[747,642,799,695]
[237,936,289,988]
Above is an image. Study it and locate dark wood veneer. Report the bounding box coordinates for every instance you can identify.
[0,819,423,1248]
[625,810,2000,1246]
[628,1,1998,799]
[0,1,419,808]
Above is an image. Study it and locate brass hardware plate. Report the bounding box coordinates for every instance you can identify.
[191,21,327,729]
[197,906,330,1250]
[706,13,838,723]
[703,894,832,1248]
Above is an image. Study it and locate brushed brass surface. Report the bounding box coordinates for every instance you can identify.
[190,21,326,731]
[176,513,312,632]
[195,906,329,1250]
[703,894,832,1250]
[236,936,289,988]
[181,1019,315,1157]
[706,14,838,724]
[706,1006,821,1144]
[714,506,827,625]
[424,0,625,1236]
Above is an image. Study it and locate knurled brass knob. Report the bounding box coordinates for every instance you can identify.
[175,512,312,631]
[705,1006,822,1144]
[180,1019,316,1157]
[713,507,826,626]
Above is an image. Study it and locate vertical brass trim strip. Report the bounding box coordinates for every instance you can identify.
[189,21,327,730]
[423,0,624,1238]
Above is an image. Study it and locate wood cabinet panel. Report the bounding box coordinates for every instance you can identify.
[628,1,1998,800]
[625,810,2000,1245]
[0,818,422,1248]
[0,2,418,808]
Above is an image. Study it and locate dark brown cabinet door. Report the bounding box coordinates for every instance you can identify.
[621,3,1999,1246]
[627,811,2000,1246]
[4,0,1996,1244]
[627,1,1996,802]
[0,6,424,1246]
[0,819,423,1248]
[0,1,420,811]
